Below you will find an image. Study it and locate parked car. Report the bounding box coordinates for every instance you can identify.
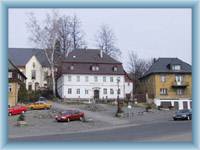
[8,105,28,116]
[55,110,85,122]
[27,101,52,110]
[173,109,192,120]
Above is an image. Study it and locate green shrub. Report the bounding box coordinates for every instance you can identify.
[17,114,25,121]
[18,84,28,103]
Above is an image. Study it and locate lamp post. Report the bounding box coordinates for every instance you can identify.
[115,77,123,117]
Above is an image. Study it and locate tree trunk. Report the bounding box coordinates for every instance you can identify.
[51,66,56,96]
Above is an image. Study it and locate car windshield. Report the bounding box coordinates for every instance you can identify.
[177,109,190,113]
[60,111,73,115]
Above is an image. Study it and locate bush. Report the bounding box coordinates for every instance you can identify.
[17,114,25,121]
[145,104,152,112]
[18,83,28,103]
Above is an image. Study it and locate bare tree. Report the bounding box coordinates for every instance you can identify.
[27,11,60,96]
[57,15,72,56]
[127,51,153,94]
[70,14,86,50]
[95,24,121,59]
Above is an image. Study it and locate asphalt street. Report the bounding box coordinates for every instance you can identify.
[9,120,192,142]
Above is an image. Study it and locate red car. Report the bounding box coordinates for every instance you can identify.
[55,110,85,122]
[8,105,28,116]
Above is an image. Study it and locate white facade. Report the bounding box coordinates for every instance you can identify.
[154,99,192,110]
[20,55,50,90]
[57,74,132,100]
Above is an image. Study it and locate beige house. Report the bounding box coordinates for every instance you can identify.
[140,58,192,110]
[8,60,26,107]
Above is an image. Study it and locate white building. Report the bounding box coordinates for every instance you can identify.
[57,49,133,101]
[9,48,51,90]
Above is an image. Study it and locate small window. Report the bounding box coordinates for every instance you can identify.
[113,66,117,72]
[110,77,113,82]
[91,66,96,71]
[94,76,98,82]
[96,66,99,71]
[103,76,106,82]
[117,89,121,95]
[85,89,89,94]
[160,88,168,95]
[70,65,74,70]
[68,75,72,81]
[117,77,120,82]
[31,70,36,80]
[160,75,166,82]
[77,89,80,94]
[177,89,184,95]
[32,62,35,68]
[77,76,80,82]
[8,84,12,92]
[103,88,107,94]
[110,89,114,95]
[85,76,89,82]
[68,88,72,94]
[172,65,181,71]
[44,72,48,81]
[28,83,32,91]
[8,72,12,78]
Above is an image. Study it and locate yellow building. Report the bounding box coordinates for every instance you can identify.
[8,60,27,107]
[140,58,192,110]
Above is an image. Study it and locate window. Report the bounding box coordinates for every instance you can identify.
[85,76,89,82]
[118,89,121,95]
[68,88,72,94]
[177,89,184,95]
[28,83,32,91]
[160,75,166,82]
[172,65,181,71]
[103,76,106,82]
[110,77,113,82]
[103,88,107,94]
[175,75,183,82]
[70,65,74,70]
[110,89,114,95]
[31,70,36,80]
[44,72,48,81]
[96,66,99,71]
[77,89,80,94]
[117,77,121,82]
[113,66,117,72]
[77,76,80,82]
[94,76,98,82]
[32,62,35,68]
[8,72,12,78]
[85,89,89,94]
[8,84,12,92]
[160,88,168,95]
[91,65,99,71]
[68,75,71,81]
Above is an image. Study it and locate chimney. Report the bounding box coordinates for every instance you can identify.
[100,50,103,58]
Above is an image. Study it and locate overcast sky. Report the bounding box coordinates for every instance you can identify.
[9,8,192,71]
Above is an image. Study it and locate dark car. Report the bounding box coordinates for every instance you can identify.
[55,110,85,122]
[173,109,192,120]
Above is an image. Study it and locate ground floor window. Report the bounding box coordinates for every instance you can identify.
[103,88,107,94]
[68,88,72,94]
[85,89,89,94]
[8,84,12,92]
[77,89,80,94]
[110,89,114,95]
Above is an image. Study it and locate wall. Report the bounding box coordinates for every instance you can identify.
[8,82,19,106]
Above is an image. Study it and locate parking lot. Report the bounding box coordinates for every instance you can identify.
[9,101,179,138]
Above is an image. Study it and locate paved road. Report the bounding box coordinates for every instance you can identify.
[9,120,192,142]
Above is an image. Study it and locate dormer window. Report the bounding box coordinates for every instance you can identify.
[172,65,181,71]
[113,66,118,72]
[70,65,74,70]
[91,65,99,71]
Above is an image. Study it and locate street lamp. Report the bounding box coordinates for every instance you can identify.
[115,77,123,117]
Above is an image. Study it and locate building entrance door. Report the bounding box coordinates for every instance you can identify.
[94,90,100,100]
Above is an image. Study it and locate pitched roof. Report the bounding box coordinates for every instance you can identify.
[8,48,50,67]
[141,58,192,79]
[59,49,125,75]
[8,59,27,79]
[64,49,121,64]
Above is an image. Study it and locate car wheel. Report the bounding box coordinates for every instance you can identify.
[67,118,70,122]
